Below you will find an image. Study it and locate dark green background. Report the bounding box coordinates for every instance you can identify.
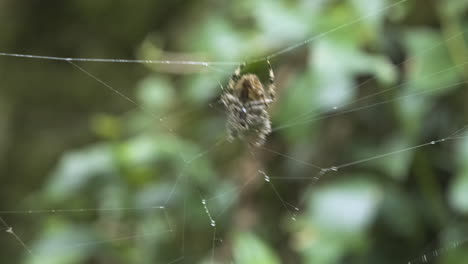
[1,0,468,263]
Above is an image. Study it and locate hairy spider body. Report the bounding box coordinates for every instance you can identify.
[220,61,276,146]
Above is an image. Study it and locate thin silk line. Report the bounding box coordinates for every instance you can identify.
[0,0,407,67]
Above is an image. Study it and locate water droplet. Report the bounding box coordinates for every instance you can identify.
[333,106,338,110]
[330,166,338,171]
[210,220,216,227]
[264,175,270,182]
[6,227,13,233]
[430,141,436,145]
[202,199,206,205]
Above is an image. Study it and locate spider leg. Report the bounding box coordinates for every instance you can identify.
[220,62,246,107]
[226,62,246,93]
[266,60,276,101]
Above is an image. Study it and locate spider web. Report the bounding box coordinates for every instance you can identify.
[1,0,468,263]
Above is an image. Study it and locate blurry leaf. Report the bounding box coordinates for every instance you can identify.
[26,224,95,264]
[313,40,357,109]
[449,137,468,213]
[298,178,381,263]
[276,72,321,142]
[314,2,366,44]
[186,153,218,186]
[189,17,244,60]
[380,187,420,238]
[442,0,468,16]
[311,39,397,111]
[205,180,238,216]
[455,135,468,165]
[98,184,127,217]
[136,75,174,111]
[404,29,460,93]
[308,177,382,233]
[46,144,116,201]
[299,235,348,264]
[135,182,177,207]
[183,74,222,104]
[134,215,171,254]
[119,135,162,167]
[355,136,413,180]
[398,96,430,137]
[367,55,399,85]
[233,233,280,264]
[439,226,468,264]
[350,0,387,31]
[136,36,164,67]
[91,114,122,139]
[117,134,192,187]
[255,0,310,45]
[119,134,195,167]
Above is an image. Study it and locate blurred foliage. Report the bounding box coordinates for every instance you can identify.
[1,0,468,264]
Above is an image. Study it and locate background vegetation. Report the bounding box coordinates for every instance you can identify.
[1,0,468,263]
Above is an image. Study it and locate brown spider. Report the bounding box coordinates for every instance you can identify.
[220,60,276,146]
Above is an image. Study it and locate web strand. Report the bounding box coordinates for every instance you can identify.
[406,238,468,264]
[1,0,465,262]
[275,62,468,132]
[0,52,238,66]
[0,206,165,215]
[249,0,408,63]
[275,28,468,130]
[0,0,408,68]
[259,170,298,221]
[0,216,34,257]
[52,230,174,252]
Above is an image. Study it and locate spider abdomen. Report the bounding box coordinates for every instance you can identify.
[221,62,276,146]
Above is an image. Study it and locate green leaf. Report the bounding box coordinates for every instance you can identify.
[46,144,116,201]
[233,233,280,264]
[189,17,244,60]
[136,75,174,111]
[308,177,382,234]
[183,74,222,104]
[350,0,387,31]
[353,136,413,180]
[403,29,460,94]
[449,137,468,213]
[255,0,310,45]
[26,224,95,264]
[442,0,468,16]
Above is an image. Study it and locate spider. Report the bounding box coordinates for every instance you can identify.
[220,60,276,146]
